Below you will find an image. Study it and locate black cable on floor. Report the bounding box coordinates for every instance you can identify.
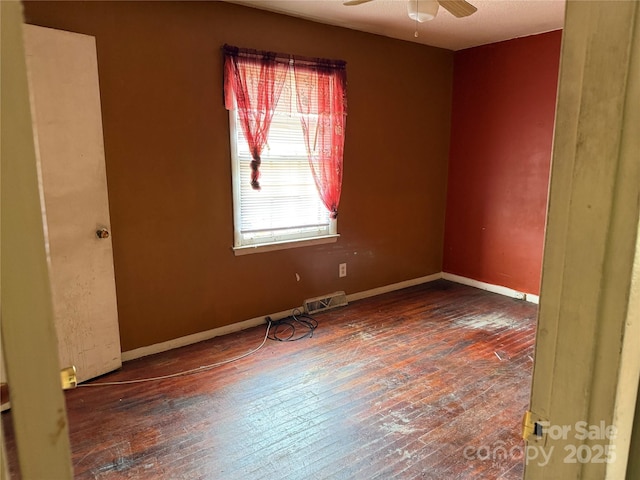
[266,309,318,342]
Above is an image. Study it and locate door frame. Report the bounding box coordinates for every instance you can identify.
[524,1,640,478]
[0,1,73,478]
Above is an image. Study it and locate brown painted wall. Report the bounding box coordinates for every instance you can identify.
[443,31,562,295]
[24,1,453,351]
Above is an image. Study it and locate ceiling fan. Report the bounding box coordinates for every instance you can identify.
[344,0,478,22]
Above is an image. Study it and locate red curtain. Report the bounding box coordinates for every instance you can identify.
[223,46,289,190]
[293,63,347,219]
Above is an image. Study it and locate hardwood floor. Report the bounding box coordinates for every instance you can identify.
[2,280,537,479]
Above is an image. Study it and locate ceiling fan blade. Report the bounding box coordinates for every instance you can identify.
[438,0,477,18]
[343,0,375,5]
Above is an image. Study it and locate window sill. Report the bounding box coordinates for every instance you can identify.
[233,234,339,256]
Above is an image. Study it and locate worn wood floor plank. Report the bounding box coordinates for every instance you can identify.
[1,280,537,479]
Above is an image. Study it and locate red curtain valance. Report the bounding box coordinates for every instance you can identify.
[223,45,347,113]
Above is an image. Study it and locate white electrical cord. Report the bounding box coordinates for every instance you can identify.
[78,320,272,387]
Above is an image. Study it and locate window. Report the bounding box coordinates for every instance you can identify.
[229,80,335,248]
[223,45,347,254]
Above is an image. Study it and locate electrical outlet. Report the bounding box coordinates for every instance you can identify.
[339,263,347,278]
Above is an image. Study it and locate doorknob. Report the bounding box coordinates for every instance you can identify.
[96,228,110,239]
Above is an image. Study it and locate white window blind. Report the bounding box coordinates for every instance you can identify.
[230,80,337,249]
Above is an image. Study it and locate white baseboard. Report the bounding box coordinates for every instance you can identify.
[122,271,537,363]
[121,306,301,362]
[525,293,540,305]
[346,272,442,303]
[121,273,442,362]
[442,272,539,304]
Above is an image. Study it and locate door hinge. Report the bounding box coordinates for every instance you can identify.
[60,366,77,390]
[522,410,547,443]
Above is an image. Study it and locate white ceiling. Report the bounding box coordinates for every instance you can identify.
[226,0,566,51]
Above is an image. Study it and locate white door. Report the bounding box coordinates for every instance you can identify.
[23,24,122,383]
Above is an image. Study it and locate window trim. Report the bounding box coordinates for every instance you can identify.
[232,233,339,256]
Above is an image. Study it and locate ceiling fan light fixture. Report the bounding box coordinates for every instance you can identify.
[407,0,439,23]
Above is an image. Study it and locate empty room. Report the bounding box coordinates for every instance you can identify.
[2,1,639,479]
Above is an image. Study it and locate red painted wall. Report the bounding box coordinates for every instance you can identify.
[443,31,562,295]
